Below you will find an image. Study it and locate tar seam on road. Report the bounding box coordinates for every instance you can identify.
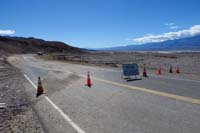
[24,74,86,133]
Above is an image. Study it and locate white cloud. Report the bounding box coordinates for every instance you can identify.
[0,30,16,35]
[165,22,179,30]
[169,26,179,29]
[132,25,200,43]
[165,22,175,26]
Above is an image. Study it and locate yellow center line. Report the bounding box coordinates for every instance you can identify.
[77,73,200,105]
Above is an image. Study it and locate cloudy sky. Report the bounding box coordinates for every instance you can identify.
[1,0,200,48]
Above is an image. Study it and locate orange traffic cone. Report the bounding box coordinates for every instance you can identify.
[169,65,173,73]
[157,68,161,75]
[36,77,44,97]
[85,71,92,87]
[143,64,148,77]
[176,66,180,74]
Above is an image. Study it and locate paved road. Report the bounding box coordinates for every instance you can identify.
[8,54,200,133]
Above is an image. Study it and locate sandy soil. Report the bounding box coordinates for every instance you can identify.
[0,55,44,133]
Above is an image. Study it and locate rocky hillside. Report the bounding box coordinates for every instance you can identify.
[0,36,83,54]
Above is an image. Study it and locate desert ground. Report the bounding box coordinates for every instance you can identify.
[6,54,200,133]
[43,51,200,81]
[1,51,200,133]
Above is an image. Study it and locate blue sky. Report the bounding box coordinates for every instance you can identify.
[1,0,200,48]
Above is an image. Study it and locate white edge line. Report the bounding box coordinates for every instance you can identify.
[24,74,85,133]
[0,103,7,108]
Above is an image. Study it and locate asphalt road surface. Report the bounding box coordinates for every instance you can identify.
[8,54,200,133]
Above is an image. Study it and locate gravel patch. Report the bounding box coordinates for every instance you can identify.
[0,57,44,133]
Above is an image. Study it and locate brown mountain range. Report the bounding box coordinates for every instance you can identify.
[0,36,84,54]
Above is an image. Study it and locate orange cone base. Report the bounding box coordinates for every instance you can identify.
[176,67,180,74]
[36,86,44,97]
[169,69,173,73]
[85,79,92,87]
[143,68,148,77]
[86,71,92,87]
[157,69,161,75]
[85,84,92,88]
[143,72,148,77]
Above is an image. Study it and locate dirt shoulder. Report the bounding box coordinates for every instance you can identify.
[0,56,44,132]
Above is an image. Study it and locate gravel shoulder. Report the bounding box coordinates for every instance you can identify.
[0,56,44,133]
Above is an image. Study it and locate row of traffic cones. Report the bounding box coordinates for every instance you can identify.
[36,64,180,97]
[143,64,180,77]
[36,71,93,98]
[168,65,180,74]
[157,66,180,75]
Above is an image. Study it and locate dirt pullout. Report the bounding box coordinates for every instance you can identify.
[42,70,80,95]
[0,57,44,132]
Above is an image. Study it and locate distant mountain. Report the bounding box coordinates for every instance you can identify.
[99,35,200,51]
[0,36,84,54]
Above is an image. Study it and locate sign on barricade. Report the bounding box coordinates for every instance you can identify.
[122,63,140,81]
